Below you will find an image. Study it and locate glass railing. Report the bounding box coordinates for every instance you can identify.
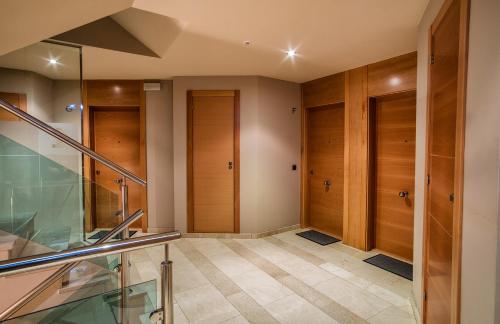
[4,280,157,324]
[0,109,141,261]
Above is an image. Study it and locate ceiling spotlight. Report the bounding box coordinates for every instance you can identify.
[48,58,58,65]
[286,50,296,58]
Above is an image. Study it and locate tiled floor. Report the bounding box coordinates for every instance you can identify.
[129,229,416,324]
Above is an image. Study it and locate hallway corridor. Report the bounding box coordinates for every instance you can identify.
[130,230,416,324]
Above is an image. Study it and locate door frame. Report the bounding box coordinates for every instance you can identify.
[186,90,240,233]
[300,101,345,234]
[421,0,470,322]
[83,80,148,233]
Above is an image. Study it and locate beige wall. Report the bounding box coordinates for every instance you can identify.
[414,0,500,322]
[146,81,175,232]
[172,76,301,233]
[461,0,500,322]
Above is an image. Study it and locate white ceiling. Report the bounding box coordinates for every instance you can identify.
[0,0,429,83]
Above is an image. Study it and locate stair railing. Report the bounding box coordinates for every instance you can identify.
[0,99,164,321]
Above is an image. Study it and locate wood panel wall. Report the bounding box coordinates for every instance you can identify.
[301,52,417,251]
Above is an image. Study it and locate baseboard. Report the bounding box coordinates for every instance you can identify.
[147,227,175,233]
[182,224,300,239]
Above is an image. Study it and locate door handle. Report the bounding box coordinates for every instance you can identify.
[399,191,409,198]
[323,179,331,188]
[228,161,233,170]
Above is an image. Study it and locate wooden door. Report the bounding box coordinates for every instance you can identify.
[188,91,239,233]
[371,91,416,261]
[92,107,142,228]
[0,92,27,121]
[424,0,468,322]
[307,104,344,238]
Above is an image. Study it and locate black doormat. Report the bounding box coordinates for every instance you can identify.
[364,254,413,281]
[88,230,137,240]
[296,230,340,246]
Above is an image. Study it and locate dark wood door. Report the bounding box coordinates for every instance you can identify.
[371,91,416,261]
[92,107,142,228]
[425,0,462,322]
[307,104,344,238]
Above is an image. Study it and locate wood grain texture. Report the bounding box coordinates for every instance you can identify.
[367,52,417,97]
[93,108,141,228]
[370,91,416,261]
[85,80,141,107]
[302,72,345,108]
[343,66,369,250]
[83,80,147,232]
[422,0,469,322]
[187,90,240,233]
[307,104,344,238]
[0,92,27,121]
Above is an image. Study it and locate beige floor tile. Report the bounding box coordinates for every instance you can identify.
[274,257,334,286]
[173,260,211,293]
[173,303,189,324]
[367,305,416,324]
[189,238,233,257]
[264,294,338,324]
[175,284,240,323]
[320,262,371,289]
[366,284,410,307]
[232,269,293,306]
[221,315,251,324]
[226,291,279,324]
[314,276,391,319]
[210,251,259,278]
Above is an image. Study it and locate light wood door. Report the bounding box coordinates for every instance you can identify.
[425,0,464,322]
[371,91,416,261]
[307,104,344,238]
[192,93,236,233]
[0,92,27,121]
[92,108,142,228]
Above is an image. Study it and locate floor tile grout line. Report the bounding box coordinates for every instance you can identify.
[221,238,368,324]
[174,239,281,324]
[267,234,412,306]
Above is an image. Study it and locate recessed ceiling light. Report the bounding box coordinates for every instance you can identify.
[48,58,58,65]
[286,49,296,58]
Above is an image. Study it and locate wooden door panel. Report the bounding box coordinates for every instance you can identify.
[424,0,466,322]
[0,92,27,121]
[93,108,141,228]
[193,95,235,233]
[372,91,415,261]
[307,104,344,238]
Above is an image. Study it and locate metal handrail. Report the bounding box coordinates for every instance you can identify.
[0,98,146,186]
[0,231,181,277]
[0,209,145,320]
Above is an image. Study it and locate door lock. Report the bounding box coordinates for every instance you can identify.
[399,191,409,198]
[228,161,233,170]
[323,179,332,188]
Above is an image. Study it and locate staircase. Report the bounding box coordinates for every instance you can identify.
[0,98,179,323]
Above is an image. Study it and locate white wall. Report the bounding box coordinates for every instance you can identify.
[172,76,301,233]
[414,0,500,322]
[413,0,444,312]
[146,80,175,232]
[461,0,500,322]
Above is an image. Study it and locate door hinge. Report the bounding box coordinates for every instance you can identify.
[430,54,435,65]
[449,193,455,202]
[427,175,431,185]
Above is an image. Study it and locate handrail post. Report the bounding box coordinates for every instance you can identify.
[161,244,173,324]
[120,177,130,323]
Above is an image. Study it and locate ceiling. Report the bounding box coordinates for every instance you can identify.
[0,0,429,83]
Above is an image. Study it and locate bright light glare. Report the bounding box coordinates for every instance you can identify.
[48,58,58,65]
[286,50,296,57]
[389,77,401,86]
